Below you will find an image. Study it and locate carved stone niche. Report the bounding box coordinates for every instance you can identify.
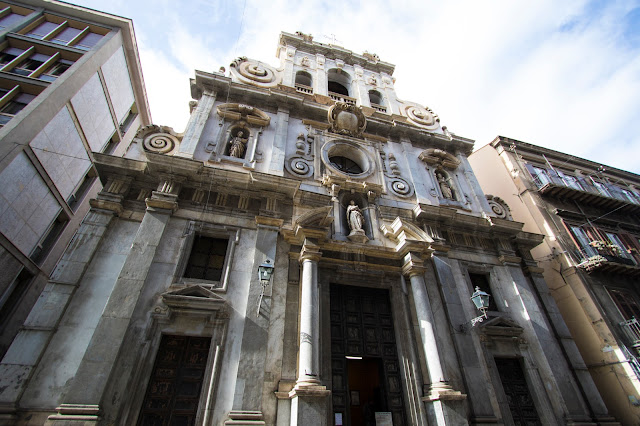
[209,103,271,168]
[136,124,182,156]
[328,102,366,138]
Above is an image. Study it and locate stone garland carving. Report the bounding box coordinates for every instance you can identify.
[405,105,440,129]
[328,103,366,138]
[230,57,281,88]
[486,195,512,220]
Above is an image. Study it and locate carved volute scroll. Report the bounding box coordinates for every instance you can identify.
[229,57,282,88]
[137,124,182,156]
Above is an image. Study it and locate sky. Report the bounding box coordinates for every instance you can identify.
[68,0,640,173]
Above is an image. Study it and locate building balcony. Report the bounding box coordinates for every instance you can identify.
[575,248,640,276]
[328,91,356,105]
[532,174,640,213]
[295,83,313,95]
[370,103,387,113]
[620,318,640,349]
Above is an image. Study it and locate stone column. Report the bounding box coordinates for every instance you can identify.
[48,184,178,424]
[314,54,327,96]
[289,239,329,426]
[176,89,216,158]
[402,252,466,426]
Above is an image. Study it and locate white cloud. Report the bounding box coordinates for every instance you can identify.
[71,0,640,172]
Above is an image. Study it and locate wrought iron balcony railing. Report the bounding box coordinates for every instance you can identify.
[620,318,640,348]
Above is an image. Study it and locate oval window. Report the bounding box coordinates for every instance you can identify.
[329,156,363,174]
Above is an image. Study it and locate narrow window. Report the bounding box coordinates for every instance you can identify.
[183,236,228,282]
[67,170,96,211]
[0,47,24,66]
[38,59,74,82]
[0,11,26,29]
[50,26,82,45]
[12,53,49,76]
[73,32,102,50]
[119,108,138,135]
[0,93,36,125]
[29,211,69,265]
[26,21,59,39]
[0,269,34,327]
[609,288,640,321]
[138,335,211,425]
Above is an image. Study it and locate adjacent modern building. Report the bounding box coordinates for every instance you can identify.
[470,136,640,425]
[0,31,618,425]
[0,0,150,360]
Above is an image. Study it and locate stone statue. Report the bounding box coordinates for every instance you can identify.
[346,200,364,232]
[437,171,454,200]
[229,130,248,158]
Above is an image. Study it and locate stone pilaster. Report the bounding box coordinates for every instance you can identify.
[288,240,329,426]
[176,89,216,158]
[231,217,282,424]
[403,252,466,426]
[0,206,116,421]
[314,54,327,96]
[47,192,174,424]
[268,108,289,176]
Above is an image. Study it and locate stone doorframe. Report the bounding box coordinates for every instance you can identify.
[119,287,229,425]
[318,268,429,426]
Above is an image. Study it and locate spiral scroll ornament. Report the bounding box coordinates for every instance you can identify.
[143,133,178,154]
[405,105,440,129]
[230,57,280,88]
[285,157,314,178]
[388,177,414,198]
[486,195,512,220]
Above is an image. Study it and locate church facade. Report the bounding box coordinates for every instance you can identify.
[0,32,616,425]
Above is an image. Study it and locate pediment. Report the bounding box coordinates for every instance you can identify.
[479,316,524,337]
[418,148,460,169]
[217,102,271,127]
[380,217,433,244]
[295,206,334,228]
[162,285,226,311]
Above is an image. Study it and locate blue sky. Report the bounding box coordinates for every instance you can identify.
[68,0,640,173]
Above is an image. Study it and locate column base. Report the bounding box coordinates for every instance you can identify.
[422,382,467,401]
[289,385,331,426]
[224,410,265,425]
[46,404,100,424]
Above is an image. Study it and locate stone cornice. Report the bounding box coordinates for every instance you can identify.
[299,240,322,264]
[402,252,427,277]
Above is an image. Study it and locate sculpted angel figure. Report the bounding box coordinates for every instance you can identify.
[229,130,248,158]
[346,200,364,232]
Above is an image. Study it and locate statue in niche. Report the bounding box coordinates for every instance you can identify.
[228,130,248,158]
[436,171,454,200]
[347,200,364,232]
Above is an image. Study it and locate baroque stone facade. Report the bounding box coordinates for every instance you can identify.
[0,32,617,425]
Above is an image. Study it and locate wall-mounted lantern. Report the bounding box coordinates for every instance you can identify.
[470,286,491,326]
[257,259,274,317]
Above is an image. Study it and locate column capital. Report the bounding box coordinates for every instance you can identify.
[299,240,321,264]
[402,252,426,277]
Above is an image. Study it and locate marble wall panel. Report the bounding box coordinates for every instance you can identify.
[29,107,92,200]
[101,47,135,122]
[71,72,115,152]
[0,152,61,255]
